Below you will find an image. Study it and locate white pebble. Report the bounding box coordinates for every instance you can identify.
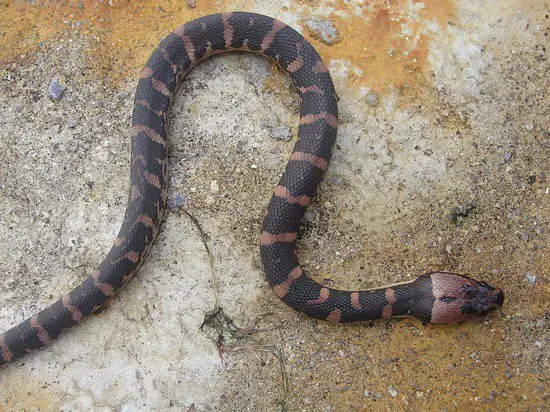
[210,180,220,193]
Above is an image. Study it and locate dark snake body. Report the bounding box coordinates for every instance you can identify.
[0,12,504,367]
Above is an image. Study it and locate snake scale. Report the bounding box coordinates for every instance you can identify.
[0,12,504,367]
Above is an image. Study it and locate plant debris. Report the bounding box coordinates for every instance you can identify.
[448,203,476,227]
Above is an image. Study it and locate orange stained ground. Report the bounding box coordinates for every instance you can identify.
[304,0,455,93]
[0,0,454,94]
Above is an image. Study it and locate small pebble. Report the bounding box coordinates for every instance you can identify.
[210,180,220,193]
[388,385,397,397]
[331,176,342,185]
[304,17,341,45]
[526,273,536,287]
[117,90,131,101]
[363,390,370,397]
[66,116,80,128]
[48,76,67,100]
[167,194,186,211]
[505,370,512,379]
[366,92,378,106]
[236,140,246,152]
[186,0,196,7]
[304,210,316,222]
[260,115,278,130]
[503,152,512,162]
[271,126,291,141]
[445,245,452,254]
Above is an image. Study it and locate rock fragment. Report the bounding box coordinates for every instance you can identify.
[304,17,341,45]
[66,116,80,128]
[366,92,378,106]
[48,76,66,101]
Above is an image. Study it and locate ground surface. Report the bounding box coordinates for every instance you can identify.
[0,1,548,411]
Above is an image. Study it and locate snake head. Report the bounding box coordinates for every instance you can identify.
[429,272,504,323]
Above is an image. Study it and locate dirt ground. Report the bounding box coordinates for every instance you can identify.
[0,1,548,411]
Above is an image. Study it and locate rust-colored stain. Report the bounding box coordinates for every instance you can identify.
[0,0,252,82]
[1,0,453,94]
[298,0,455,94]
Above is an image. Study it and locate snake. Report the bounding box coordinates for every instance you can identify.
[0,12,504,367]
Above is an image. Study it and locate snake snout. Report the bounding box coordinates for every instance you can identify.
[492,289,505,307]
[429,272,504,323]
[466,280,505,314]
[458,279,506,319]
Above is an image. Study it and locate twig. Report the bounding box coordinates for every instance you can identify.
[184,210,219,306]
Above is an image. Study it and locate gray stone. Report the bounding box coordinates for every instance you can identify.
[305,17,341,45]
[47,76,66,100]
[66,116,80,128]
[271,125,291,141]
[366,92,378,106]
[526,273,536,287]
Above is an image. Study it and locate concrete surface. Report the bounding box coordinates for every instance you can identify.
[0,0,548,411]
